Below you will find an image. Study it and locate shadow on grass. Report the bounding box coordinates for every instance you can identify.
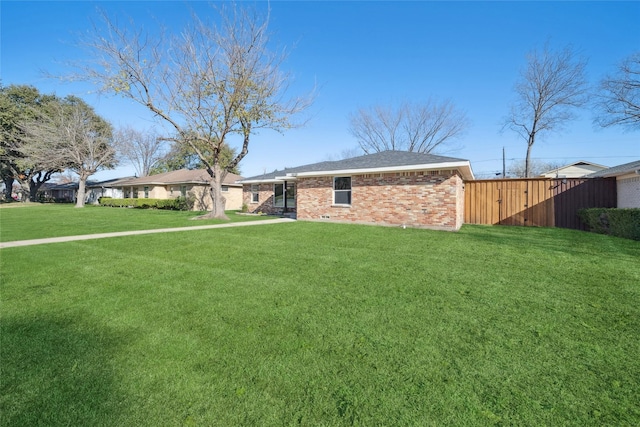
[459,224,640,259]
[0,314,128,426]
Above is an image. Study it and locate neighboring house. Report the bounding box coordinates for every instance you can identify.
[86,177,135,204]
[587,160,640,208]
[539,161,608,178]
[113,169,244,211]
[38,182,78,202]
[239,151,474,231]
[39,178,136,204]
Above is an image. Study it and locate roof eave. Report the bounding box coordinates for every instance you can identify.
[238,178,284,184]
[239,161,475,183]
[295,161,475,180]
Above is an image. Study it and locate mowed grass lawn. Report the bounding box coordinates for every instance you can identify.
[0,203,267,242]
[1,207,639,426]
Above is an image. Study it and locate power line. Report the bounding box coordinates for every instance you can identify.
[472,155,638,163]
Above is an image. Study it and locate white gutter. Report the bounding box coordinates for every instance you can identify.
[294,161,475,181]
[239,161,475,183]
[237,178,285,184]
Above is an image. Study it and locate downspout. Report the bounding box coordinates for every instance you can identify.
[283,180,288,214]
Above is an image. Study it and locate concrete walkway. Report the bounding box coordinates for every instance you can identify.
[0,218,295,249]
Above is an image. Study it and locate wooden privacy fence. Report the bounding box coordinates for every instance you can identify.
[464,178,617,230]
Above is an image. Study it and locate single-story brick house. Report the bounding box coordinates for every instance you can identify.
[587,160,640,208]
[112,169,244,211]
[239,151,474,230]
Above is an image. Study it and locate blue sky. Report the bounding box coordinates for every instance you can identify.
[2,1,639,180]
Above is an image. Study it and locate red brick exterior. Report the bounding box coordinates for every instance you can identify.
[243,183,297,215]
[243,170,465,230]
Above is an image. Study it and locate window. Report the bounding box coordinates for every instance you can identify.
[144,186,149,198]
[274,183,296,207]
[222,185,229,192]
[333,177,351,205]
[286,183,296,207]
[274,183,284,207]
[250,184,259,203]
[181,185,187,197]
[133,187,139,199]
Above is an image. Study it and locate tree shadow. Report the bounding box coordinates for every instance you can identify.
[460,225,640,260]
[1,314,129,426]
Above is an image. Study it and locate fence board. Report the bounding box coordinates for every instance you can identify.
[464,178,617,230]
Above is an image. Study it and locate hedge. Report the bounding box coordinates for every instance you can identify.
[98,197,191,211]
[578,208,640,241]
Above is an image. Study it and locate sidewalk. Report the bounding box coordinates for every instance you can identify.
[0,218,295,249]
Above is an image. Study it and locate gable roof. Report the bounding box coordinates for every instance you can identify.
[115,169,244,187]
[40,182,80,191]
[40,177,137,191]
[587,160,640,178]
[240,151,474,182]
[87,177,137,188]
[540,160,608,177]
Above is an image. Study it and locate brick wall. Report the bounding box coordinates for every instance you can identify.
[243,183,296,215]
[296,170,464,231]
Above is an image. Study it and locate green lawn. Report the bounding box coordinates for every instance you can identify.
[0,203,267,242]
[1,212,639,425]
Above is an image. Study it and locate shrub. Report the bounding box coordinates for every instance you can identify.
[98,197,192,211]
[579,208,640,241]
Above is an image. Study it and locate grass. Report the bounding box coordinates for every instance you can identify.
[1,211,639,426]
[0,203,268,242]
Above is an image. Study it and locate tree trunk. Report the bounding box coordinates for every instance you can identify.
[3,176,14,201]
[76,175,88,208]
[197,164,228,220]
[28,179,40,202]
[525,136,535,178]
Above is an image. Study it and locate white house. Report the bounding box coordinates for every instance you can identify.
[539,161,608,178]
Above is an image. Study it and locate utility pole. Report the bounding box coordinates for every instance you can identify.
[502,147,506,178]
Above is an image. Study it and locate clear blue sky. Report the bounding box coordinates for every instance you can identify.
[2,1,639,179]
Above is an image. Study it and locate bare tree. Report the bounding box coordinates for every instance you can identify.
[505,44,589,177]
[72,4,312,219]
[507,159,565,178]
[340,146,364,160]
[20,96,116,207]
[151,139,240,175]
[114,126,165,176]
[348,99,469,155]
[595,51,640,130]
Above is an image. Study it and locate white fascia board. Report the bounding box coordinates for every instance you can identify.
[237,178,284,184]
[294,161,475,180]
[275,174,298,181]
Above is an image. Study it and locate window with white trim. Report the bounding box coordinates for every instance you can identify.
[251,184,259,203]
[333,176,351,205]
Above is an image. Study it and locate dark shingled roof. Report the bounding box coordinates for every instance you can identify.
[587,160,640,177]
[242,151,470,181]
